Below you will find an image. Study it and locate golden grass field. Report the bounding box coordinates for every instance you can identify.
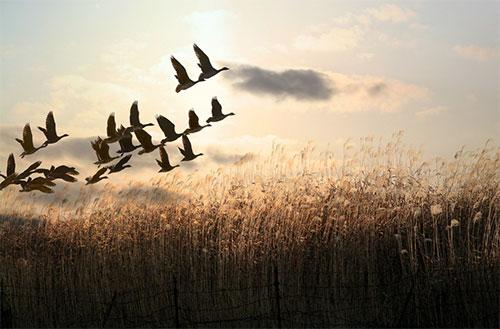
[0,135,499,328]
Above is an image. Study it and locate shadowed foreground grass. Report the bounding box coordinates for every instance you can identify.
[0,137,499,328]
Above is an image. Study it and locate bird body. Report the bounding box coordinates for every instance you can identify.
[134,129,161,155]
[116,125,140,154]
[206,97,235,123]
[92,138,119,166]
[156,115,182,143]
[19,177,55,193]
[178,135,203,161]
[38,111,69,146]
[193,44,229,81]
[37,165,79,182]
[171,56,203,93]
[183,110,211,135]
[129,101,154,130]
[156,146,179,172]
[16,124,46,158]
[107,154,132,174]
[104,113,121,143]
[85,167,108,185]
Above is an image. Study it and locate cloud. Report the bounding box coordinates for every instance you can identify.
[453,45,499,62]
[294,26,364,52]
[415,106,448,118]
[226,65,334,101]
[366,4,416,23]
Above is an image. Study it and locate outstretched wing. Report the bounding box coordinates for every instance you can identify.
[107,113,116,137]
[156,115,177,137]
[134,129,153,148]
[6,153,15,176]
[17,161,42,180]
[159,146,170,165]
[129,101,141,126]
[211,97,223,117]
[171,56,191,84]
[115,154,132,168]
[23,123,35,149]
[188,110,200,129]
[182,135,193,155]
[193,44,214,73]
[98,140,111,159]
[46,111,57,136]
[94,167,108,179]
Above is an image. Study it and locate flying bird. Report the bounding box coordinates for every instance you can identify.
[15,123,46,158]
[19,177,55,194]
[104,113,121,143]
[183,110,211,135]
[38,111,69,146]
[36,165,79,183]
[178,135,203,162]
[0,154,16,179]
[206,97,235,123]
[85,167,108,185]
[171,56,203,93]
[129,101,154,130]
[91,138,119,166]
[116,125,140,154]
[156,146,179,173]
[134,129,161,155]
[107,154,132,174]
[156,115,182,143]
[193,44,229,81]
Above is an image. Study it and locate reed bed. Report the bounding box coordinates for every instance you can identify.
[0,135,499,328]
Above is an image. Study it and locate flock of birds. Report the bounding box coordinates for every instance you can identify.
[0,44,233,193]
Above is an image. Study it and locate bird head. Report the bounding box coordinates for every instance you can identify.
[221,67,229,71]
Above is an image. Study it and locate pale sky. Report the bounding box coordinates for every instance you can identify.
[0,0,499,172]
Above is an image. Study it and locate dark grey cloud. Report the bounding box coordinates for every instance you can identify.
[226,65,334,101]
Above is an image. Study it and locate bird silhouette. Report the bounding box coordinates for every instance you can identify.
[179,135,203,161]
[15,123,46,158]
[36,165,79,182]
[107,154,132,174]
[38,111,69,146]
[206,97,235,123]
[183,110,211,135]
[19,177,55,193]
[129,101,154,130]
[156,146,179,173]
[85,167,108,185]
[171,56,203,93]
[104,113,121,143]
[135,129,161,155]
[116,125,140,154]
[0,154,16,179]
[194,44,229,81]
[156,115,182,143]
[92,138,119,166]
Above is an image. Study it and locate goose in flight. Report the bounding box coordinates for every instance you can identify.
[179,135,203,162]
[206,97,235,123]
[38,111,69,146]
[130,101,154,130]
[156,115,182,143]
[183,110,211,135]
[91,138,119,166]
[107,154,132,174]
[135,129,161,155]
[19,177,55,194]
[194,44,229,81]
[85,167,108,185]
[16,123,46,158]
[171,56,203,93]
[116,125,140,154]
[37,165,79,182]
[104,113,121,143]
[0,154,16,179]
[0,154,41,186]
[156,146,179,173]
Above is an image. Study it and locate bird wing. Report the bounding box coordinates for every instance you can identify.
[159,146,170,165]
[188,110,200,129]
[156,115,177,137]
[94,167,108,179]
[193,44,214,73]
[31,176,56,186]
[17,161,42,180]
[171,56,192,83]
[211,97,223,117]
[6,154,15,176]
[91,139,102,160]
[182,135,194,155]
[46,111,57,137]
[115,154,132,168]
[134,129,153,148]
[107,113,116,137]
[23,124,35,149]
[129,101,140,126]
[98,140,111,159]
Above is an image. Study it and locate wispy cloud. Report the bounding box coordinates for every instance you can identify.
[294,26,364,52]
[453,45,499,62]
[366,4,416,23]
[415,106,448,118]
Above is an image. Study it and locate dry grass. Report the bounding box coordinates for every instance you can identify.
[0,134,499,327]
